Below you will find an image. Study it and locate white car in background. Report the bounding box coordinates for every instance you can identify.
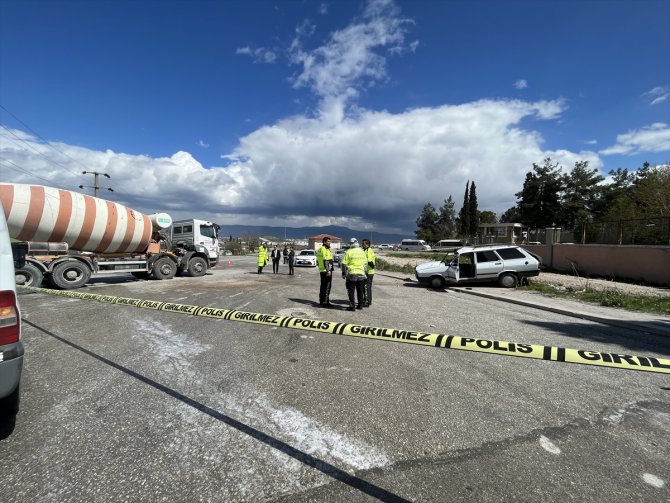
[295,249,317,267]
[0,208,23,425]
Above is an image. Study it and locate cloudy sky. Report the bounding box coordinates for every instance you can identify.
[1,0,669,234]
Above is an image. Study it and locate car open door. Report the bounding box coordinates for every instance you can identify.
[444,254,460,283]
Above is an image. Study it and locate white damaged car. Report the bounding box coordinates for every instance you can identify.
[415,245,541,289]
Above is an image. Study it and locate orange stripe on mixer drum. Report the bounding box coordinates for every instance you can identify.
[0,184,14,219]
[72,195,98,249]
[117,207,137,252]
[16,186,45,241]
[47,189,74,242]
[96,201,119,252]
[138,215,152,252]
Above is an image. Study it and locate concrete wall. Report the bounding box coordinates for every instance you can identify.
[524,244,670,286]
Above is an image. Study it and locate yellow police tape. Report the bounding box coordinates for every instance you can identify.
[20,286,670,375]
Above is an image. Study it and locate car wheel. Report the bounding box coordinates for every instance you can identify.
[430,276,445,289]
[151,257,177,280]
[50,260,91,289]
[498,272,518,288]
[187,257,208,277]
[15,263,43,288]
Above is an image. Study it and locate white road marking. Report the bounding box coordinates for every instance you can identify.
[229,292,243,298]
[642,473,665,488]
[539,435,561,455]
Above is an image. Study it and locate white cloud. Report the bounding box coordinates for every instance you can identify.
[198,140,209,148]
[1,98,578,233]
[289,0,411,121]
[235,46,277,64]
[0,0,602,234]
[643,86,669,106]
[514,79,528,90]
[599,123,670,155]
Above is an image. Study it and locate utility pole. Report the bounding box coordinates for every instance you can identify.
[79,171,113,197]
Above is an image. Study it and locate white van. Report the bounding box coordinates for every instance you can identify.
[400,239,431,251]
[432,239,464,250]
[0,207,23,423]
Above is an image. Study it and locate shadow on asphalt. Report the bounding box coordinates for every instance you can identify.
[0,414,16,440]
[21,318,410,503]
[521,320,670,357]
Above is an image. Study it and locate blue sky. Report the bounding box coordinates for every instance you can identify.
[1,0,669,235]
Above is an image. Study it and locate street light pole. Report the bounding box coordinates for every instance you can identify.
[79,171,113,197]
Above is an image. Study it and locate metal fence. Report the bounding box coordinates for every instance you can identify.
[522,216,670,245]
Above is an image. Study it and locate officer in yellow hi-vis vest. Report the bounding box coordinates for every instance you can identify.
[361,239,376,307]
[342,237,367,311]
[257,243,268,274]
[316,236,335,307]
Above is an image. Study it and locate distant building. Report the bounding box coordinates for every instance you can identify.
[308,234,342,251]
[477,223,523,244]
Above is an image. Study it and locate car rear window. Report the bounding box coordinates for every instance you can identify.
[496,247,526,259]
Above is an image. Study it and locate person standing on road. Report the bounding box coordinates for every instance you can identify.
[287,246,295,275]
[316,236,335,307]
[270,244,282,274]
[283,245,289,264]
[342,237,367,311]
[362,239,376,307]
[257,243,268,274]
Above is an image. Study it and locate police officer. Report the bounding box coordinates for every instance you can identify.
[257,243,268,274]
[342,237,367,311]
[361,239,376,307]
[316,236,335,307]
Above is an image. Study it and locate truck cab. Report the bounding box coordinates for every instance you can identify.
[171,219,220,266]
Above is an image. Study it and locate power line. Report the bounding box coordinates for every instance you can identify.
[0,158,68,189]
[0,104,88,177]
[0,124,82,178]
[79,171,113,197]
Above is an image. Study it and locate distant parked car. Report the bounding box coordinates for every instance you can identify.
[295,249,317,267]
[333,249,346,266]
[0,207,23,424]
[377,244,393,250]
[415,245,541,288]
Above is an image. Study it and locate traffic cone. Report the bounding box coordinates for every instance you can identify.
[227,259,232,267]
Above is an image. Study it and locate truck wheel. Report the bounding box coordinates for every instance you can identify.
[187,257,208,277]
[15,263,43,288]
[152,257,176,280]
[50,261,91,289]
[430,276,445,289]
[498,273,518,288]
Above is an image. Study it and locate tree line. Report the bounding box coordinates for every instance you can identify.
[416,159,670,241]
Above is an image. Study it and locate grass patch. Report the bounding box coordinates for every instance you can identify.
[522,281,670,315]
[375,258,416,274]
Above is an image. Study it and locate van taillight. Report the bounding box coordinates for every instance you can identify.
[0,290,20,345]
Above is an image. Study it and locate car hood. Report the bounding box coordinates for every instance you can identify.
[415,261,447,275]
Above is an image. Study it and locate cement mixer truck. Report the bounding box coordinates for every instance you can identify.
[0,183,218,289]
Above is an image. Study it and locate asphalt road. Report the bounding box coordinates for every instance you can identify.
[1,255,668,502]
